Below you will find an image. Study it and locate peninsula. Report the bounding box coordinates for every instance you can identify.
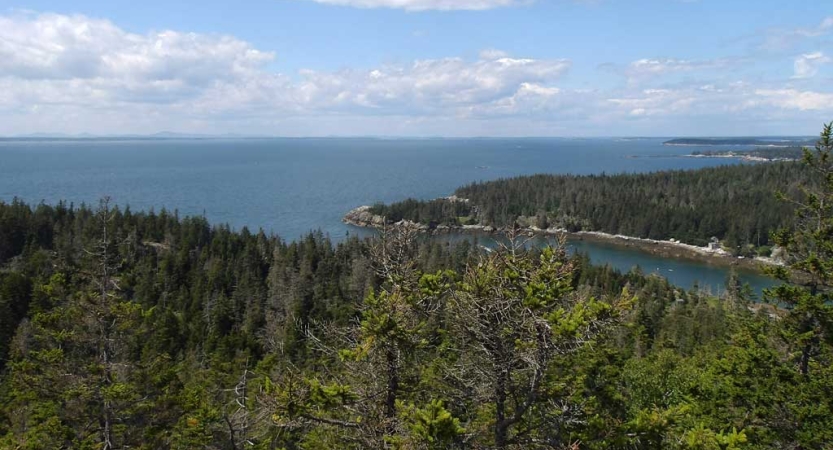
[685,147,804,162]
[663,137,815,146]
[344,204,782,271]
[344,163,808,269]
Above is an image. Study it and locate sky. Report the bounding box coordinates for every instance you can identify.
[0,0,832,136]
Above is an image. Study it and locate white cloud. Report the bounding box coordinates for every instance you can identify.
[294,54,570,113]
[796,16,833,38]
[303,0,524,11]
[0,12,573,134]
[759,16,833,51]
[629,59,695,75]
[624,58,733,81]
[792,52,831,79]
[479,49,510,60]
[0,13,273,83]
[754,89,833,111]
[463,82,566,117]
[1,11,832,136]
[607,88,698,117]
[0,11,282,118]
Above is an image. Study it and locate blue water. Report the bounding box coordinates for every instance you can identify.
[0,137,778,294]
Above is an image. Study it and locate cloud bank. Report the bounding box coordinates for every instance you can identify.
[792,52,831,79]
[0,12,831,136]
[302,0,524,11]
[758,15,833,51]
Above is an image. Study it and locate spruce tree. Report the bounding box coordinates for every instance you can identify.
[766,122,833,377]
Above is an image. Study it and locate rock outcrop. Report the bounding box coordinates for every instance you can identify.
[343,206,430,231]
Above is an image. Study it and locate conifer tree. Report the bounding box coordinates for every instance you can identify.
[261,225,459,448]
[446,234,631,448]
[766,122,833,377]
[2,198,147,448]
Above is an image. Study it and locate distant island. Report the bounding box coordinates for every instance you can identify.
[664,137,815,146]
[0,132,256,141]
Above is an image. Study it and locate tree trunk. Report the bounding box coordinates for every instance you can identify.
[495,367,508,449]
[799,312,818,377]
[385,347,399,419]
[102,347,114,450]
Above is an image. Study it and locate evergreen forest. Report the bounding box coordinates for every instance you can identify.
[368,161,811,254]
[0,124,831,449]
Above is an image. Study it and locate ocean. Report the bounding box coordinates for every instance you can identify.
[0,136,779,294]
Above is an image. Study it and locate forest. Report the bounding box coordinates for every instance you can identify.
[0,125,831,449]
[368,162,810,254]
[663,138,815,146]
[689,148,804,160]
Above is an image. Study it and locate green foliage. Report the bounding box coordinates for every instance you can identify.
[766,121,833,377]
[2,124,833,448]
[397,399,465,449]
[682,424,748,450]
[371,162,806,248]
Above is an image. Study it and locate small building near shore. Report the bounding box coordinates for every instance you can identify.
[707,237,720,251]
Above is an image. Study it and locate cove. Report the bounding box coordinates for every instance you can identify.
[1,136,780,296]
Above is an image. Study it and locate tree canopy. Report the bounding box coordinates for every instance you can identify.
[369,162,808,252]
[1,123,833,448]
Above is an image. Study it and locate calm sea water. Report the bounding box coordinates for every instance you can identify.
[0,137,778,294]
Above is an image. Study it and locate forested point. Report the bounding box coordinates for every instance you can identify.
[0,124,831,448]
[663,138,815,146]
[689,147,804,160]
[368,162,809,255]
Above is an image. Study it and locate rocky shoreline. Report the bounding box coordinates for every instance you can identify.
[684,153,797,163]
[343,205,781,272]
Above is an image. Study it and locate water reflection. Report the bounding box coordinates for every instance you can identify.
[425,231,779,297]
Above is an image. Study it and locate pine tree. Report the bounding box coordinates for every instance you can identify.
[260,225,460,448]
[446,234,631,448]
[766,122,833,377]
[2,198,148,448]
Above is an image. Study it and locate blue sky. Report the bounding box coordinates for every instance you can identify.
[1,0,831,136]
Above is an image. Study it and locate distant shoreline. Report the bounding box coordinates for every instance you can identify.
[683,153,796,162]
[343,206,780,273]
[663,137,814,147]
[664,143,799,148]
